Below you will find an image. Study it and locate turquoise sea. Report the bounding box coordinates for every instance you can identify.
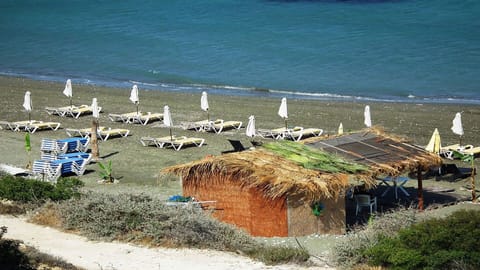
[0,0,479,104]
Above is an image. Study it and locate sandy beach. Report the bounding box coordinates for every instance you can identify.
[1,75,480,268]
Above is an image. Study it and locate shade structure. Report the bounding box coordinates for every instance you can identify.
[246,115,256,137]
[63,79,73,107]
[201,91,209,121]
[278,97,288,129]
[451,112,464,136]
[425,128,441,154]
[91,98,100,118]
[364,105,372,128]
[23,91,32,121]
[163,105,173,140]
[129,85,139,114]
[338,122,343,135]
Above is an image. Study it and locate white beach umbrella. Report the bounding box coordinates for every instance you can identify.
[425,128,441,154]
[91,98,100,119]
[246,115,256,138]
[338,122,343,135]
[451,112,464,145]
[163,105,173,140]
[278,97,288,129]
[451,112,464,136]
[23,91,32,121]
[201,91,209,121]
[63,79,73,107]
[129,85,140,114]
[364,105,372,128]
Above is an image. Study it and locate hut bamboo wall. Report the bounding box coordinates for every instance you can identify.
[183,176,289,237]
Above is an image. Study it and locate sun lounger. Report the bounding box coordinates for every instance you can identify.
[41,137,90,154]
[130,112,164,125]
[97,127,130,141]
[142,135,205,151]
[33,157,87,182]
[66,126,107,138]
[184,120,211,132]
[209,119,243,134]
[108,112,138,123]
[285,127,323,141]
[463,146,480,156]
[41,151,92,164]
[165,136,205,151]
[46,105,100,118]
[24,121,61,133]
[0,121,16,130]
[257,127,302,140]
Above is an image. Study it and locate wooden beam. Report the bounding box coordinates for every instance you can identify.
[417,165,423,211]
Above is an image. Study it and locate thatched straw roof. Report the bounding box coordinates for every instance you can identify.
[163,128,441,203]
[162,148,350,203]
[305,128,442,178]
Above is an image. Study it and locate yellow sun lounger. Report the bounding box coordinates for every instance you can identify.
[66,126,108,138]
[46,105,100,118]
[184,120,211,132]
[108,112,139,123]
[97,128,130,141]
[257,127,302,140]
[141,135,205,151]
[286,127,324,141]
[209,119,243,134]
[130,112,164,125]
[25,121,61,133]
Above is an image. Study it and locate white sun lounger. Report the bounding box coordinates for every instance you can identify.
[97,127,130,141]
[108,112,139,123]
[209,119,243,134]
[130,112,164,125]
[141,135,205,151]
[183,120,211,132]
[285,127,323,141]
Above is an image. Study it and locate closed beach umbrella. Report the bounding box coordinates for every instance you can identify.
[338,122,343,135]
[63,79,73,107]
[129,85,139,114]
[278,97,288,129]
[163,105,173,140]
[451,112,464,145]
[201,91,209,121]
[246,115,256,137]
[425,128,441,154]
[91,98,100,119]
[23,91,32,121]
[364,105,372,128]
[451,112,464,136]
[91,98,100,160]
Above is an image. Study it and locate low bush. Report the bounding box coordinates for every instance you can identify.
[364,209,480,270]
[332,207,419,268]
[0,175,83,203]
[57,192,309,265]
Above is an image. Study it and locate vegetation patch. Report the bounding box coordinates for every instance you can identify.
[54,192,309,265]
[364,209,480,269]
[0,175,83,203]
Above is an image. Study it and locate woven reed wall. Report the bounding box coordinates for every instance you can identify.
[183,176,288,237]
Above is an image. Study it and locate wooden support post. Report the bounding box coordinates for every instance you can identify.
[417,166,424,211]
[91,119,99,160]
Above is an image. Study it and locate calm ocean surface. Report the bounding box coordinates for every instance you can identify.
[1,0,479,104]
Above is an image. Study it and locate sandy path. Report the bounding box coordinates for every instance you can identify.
[0,215,332,270]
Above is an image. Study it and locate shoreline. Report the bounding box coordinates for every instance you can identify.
[3,73,480,106]
[0,75,479,190]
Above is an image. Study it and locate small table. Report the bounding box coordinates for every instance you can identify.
[380,176,410,199]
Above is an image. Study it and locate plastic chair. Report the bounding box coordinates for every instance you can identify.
[354,194,377,215]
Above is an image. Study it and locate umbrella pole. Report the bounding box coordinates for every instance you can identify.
[471,157,476,202]
[207,110,209,122]
[169,128,173,141]
[285,119,288,130]
[70,97,73,108]
[91,119,99,161]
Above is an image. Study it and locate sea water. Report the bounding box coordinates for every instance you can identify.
[0,0,479,104]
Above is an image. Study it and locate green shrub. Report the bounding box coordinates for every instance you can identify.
[332,207,419,268]
[57,192,309,265]
[0,175,83,203]
[364,209,480,270]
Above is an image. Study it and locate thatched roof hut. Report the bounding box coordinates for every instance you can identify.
[163,129,441,236]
